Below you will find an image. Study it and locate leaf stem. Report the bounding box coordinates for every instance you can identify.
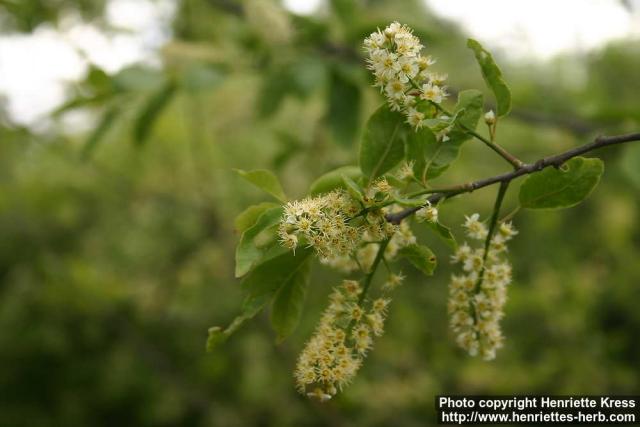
[358,238,390,305]
[475,181,509,291]
[433,103,523,169]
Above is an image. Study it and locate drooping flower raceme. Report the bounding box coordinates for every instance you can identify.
[294,280,392,401]
[364,22,449,132]
[448,215,517,360]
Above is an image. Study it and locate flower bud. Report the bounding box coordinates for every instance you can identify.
[484,110,496,125]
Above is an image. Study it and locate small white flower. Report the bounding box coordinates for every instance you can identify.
[484,110,496,125]
[396,161,414,180]
[363,30,386,52]
[463,213,488,240]
[420,82,445,104]
[416,55,436,71]
[450,242,472,264]
[498,221,518,239]
[371,50,398,80]
[394,32,422,57]
[385,79,407,100]
[415,203,438,223]
[406,108,425,129]
[394,56,419,83]
[384,21,402,39]
[428,72,448,85]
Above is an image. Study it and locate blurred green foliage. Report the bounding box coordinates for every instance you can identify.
[0,0,639,426]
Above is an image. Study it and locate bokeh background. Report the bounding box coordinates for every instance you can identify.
[1,1,639,426]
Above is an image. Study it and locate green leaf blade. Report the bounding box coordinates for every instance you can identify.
[467,39,511,117]
[453,89,484,132]
[309,165,362,196]
[234,202,281,234]
[270,258,311,341]
[405,126,436,184]
[405,91,483,183]
[399,244,437,276]
[426,221,457,249]
[235,207,283,277]
[342,174,364,202]
[519,157,605,209]
[241,249,312,299]
[359,105,406,182]
[235,169,287,202]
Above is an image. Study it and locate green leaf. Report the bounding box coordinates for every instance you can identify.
[399,244,437,276]
[328,66,361,147]
[242,249,312,299]
[309,165,362,195]
[405,126,437,183]
[235,169,287,202]
[405,91,483,183]
[133,80,177,146]
[342,174,364,202]
[519,157,605,209]
[235,207,283,277]
[234,202,281,233]
[270,257,311,341]
[208,249,312,351]
[426,221,457,249]
[82,104,122,158]
[206,293,271,352]
[452,89,484,131]
[467,39,511,117]
[359,105,406,181]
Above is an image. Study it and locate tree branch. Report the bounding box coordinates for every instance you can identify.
[386,132,640,224]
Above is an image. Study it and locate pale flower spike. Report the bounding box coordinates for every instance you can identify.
[448,214,517,360]
[294,280,392,400]
[364,22,450,134]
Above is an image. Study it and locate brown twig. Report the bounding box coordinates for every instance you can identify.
[385,132,640,224]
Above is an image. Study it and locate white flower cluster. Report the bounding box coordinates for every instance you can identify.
[279,180,404,261]
[364,22,449,131]
[294,280,391,401]
[319,208,416,274]
[448,214,518,360]
[278,190,361,258]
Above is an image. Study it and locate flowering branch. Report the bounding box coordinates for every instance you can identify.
[386,131,640,224]
[215,19,640,402]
